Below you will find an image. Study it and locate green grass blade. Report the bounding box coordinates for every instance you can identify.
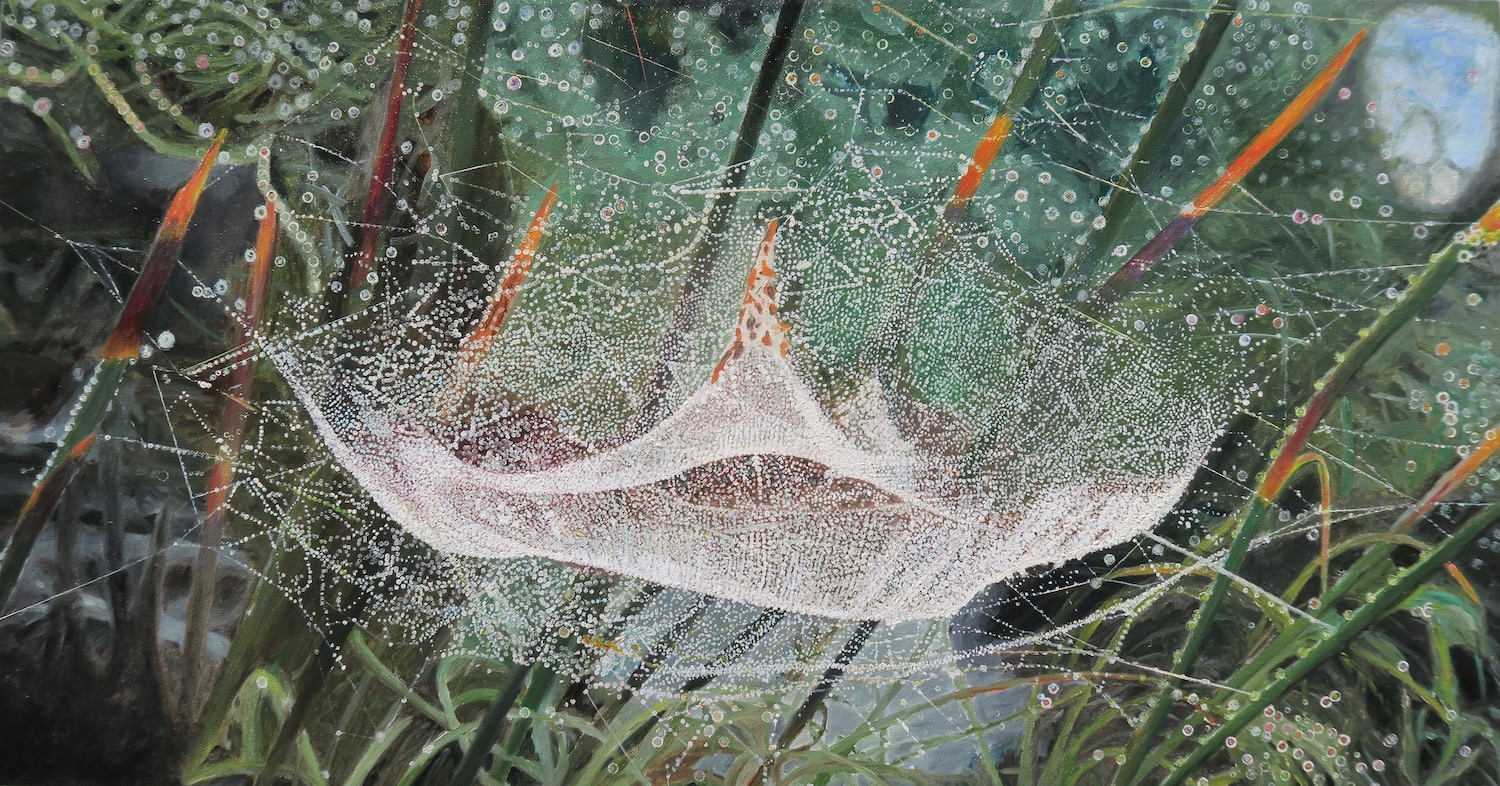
[1159,502,1500,786]
[1115,199,1499,785]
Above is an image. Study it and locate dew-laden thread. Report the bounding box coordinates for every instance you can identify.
[1097,30,1366,302]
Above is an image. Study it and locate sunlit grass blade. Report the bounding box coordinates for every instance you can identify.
[1097,30,1365,301]
[1114,194,1497,785]
[345,0,425,309]
[0,130,225,611]
[182,195,279,718]
[1445,562,1481,606]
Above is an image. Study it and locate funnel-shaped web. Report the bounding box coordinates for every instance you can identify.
[279,214,1228,620]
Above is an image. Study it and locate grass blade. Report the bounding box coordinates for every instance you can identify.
[0,130,225,611]
[777,620,878,748]
[1159,501,1500,786]
[1114,196,1498,785]
[345,0,426,309]
[1078,0,1238,268]
[182,195,280,718]
[1097,30,1365,301]
[944,113,1013,222]
[448,663,532,786]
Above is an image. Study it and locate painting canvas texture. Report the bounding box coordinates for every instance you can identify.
[1,0,1498,782]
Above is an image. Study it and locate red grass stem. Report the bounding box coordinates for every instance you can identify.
[347,0,426,304]
[104,130,226,359]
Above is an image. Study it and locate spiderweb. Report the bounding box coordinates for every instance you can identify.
[185,0,1491,686]
[135,0,1477,708]
[11,0,1497,753]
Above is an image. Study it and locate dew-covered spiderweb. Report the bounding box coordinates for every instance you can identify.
[23,0,1499,750]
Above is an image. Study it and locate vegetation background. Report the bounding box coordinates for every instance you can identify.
[1,0,1498,783]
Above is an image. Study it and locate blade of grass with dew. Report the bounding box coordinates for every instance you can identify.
[945,0,1080,221]
[1158,502,1500,786]
[944,112,1015,223]
[489,663,566,785]
[344,0,425,311]
[0,130,225,612]
[447,662,532,786]
[1212,424,1500,702]
[1211,229,1500,693]
[254,544,381,785]
[437,184,558,417]
[182,194,279,719]
[1075,0,1238,270]
[1113,196,1498,785]
[1096,30,1365,302]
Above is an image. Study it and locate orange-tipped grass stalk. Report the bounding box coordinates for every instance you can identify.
[180,195,279,717]
[1079,0,1239,268]
[868,0,1072,368]
[944,112,1013,222]
[1391,427,1500,535]
[1097,30,1366,301]
[1479,200,1500,238]
[1114,191,1497,785]
[437,185,557,417]
[1445,562,1481,606]
[867,111,1011,362]
[344,0,425,310]
[0,131,225,612]
[0,435,99,606]
[940,0,1082,224]
[106,130,228,358]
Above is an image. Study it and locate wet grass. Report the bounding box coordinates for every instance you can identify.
[1,0,1498,784]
